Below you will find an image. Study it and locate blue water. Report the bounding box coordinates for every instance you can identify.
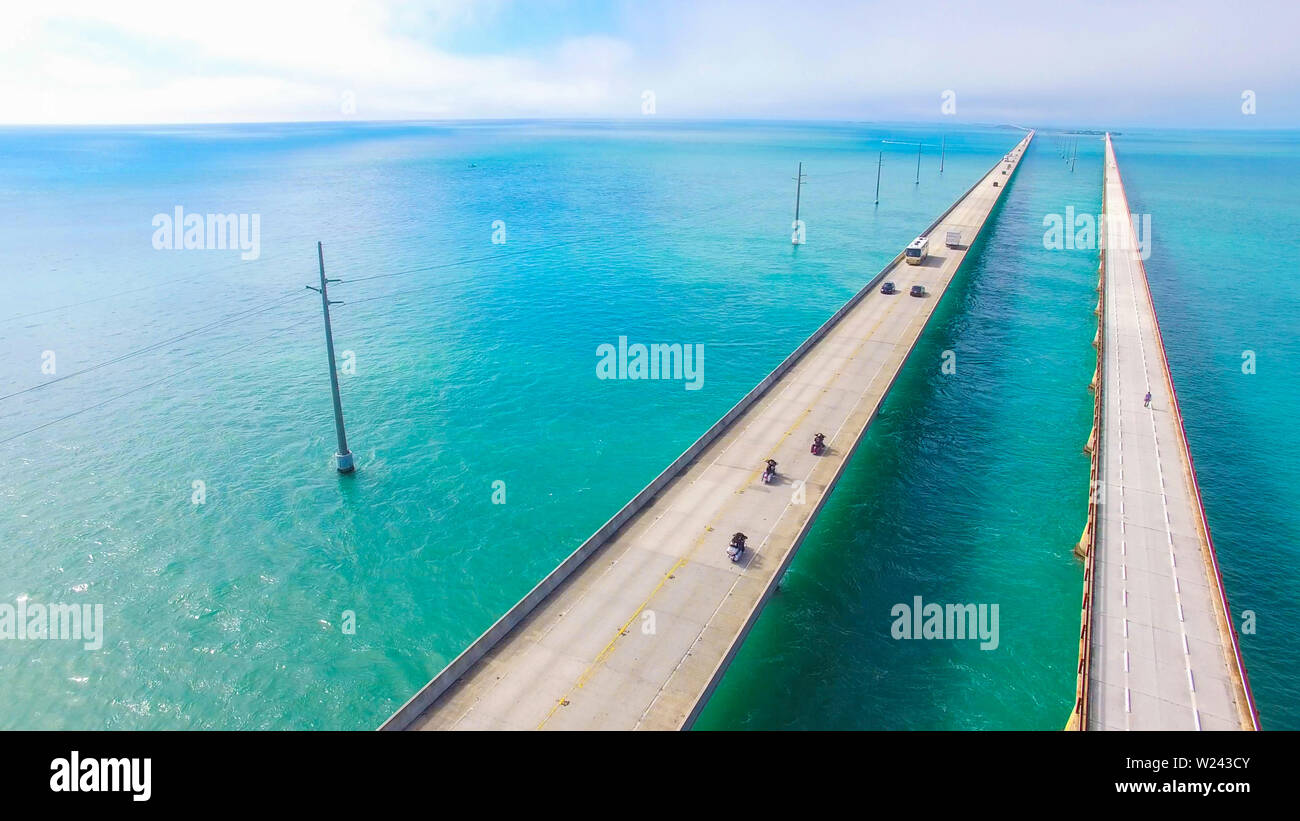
[699,128,1102,729]
[0,121,1292,729]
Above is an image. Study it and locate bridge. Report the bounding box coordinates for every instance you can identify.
[1070,134,1258,731]
[381,132,1033,730]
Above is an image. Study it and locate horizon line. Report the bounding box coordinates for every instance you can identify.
[1,116,1296,132]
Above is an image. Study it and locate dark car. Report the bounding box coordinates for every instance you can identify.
[881,281,897,295]
[910,285,926,297]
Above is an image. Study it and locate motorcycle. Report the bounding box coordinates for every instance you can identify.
[761,460,777,484]
[727,534,747,562]
[811,433,826,456]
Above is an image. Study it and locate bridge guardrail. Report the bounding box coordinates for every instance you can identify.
[1070,136,1260,732]
[380,133,1035,731]
[1107,137,1260,731]
[1066,150,1105,730]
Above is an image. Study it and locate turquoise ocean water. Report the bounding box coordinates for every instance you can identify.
[0,122,1293,729]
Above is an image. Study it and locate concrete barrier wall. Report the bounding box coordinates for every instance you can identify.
[1105,136,1260,731]
[380,133,1032,731]
[1067,139,1106,732]
[682,133,1034,728]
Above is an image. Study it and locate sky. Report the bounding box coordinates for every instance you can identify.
[1,0,1297,127]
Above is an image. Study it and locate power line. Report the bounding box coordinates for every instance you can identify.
[337,204,753,311]
[2,215,471,324]
[2,188,760,406]
[0,290,309,402]
[339,236,595,286]
[337,191,752,289]
[0,166,881,445]
[7,166,769,325]
[3,249,316,324]
[2,213,542,324]
[6,155,887,325]
[2,235,612,403]
[0,315,315,447]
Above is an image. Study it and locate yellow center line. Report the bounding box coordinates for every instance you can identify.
[535,294,906,729]
[535,554,689,729]
[533,139,1037,719]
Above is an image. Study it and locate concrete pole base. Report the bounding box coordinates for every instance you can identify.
[336,450,355,473]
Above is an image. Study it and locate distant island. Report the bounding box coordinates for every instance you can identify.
[994,125,1118,136]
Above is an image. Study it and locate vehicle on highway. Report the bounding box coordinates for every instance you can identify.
[904,236,929,265]
[727,532,747,562]
[881,281,897,294]
[910,285,926,297]
[811,433,826,455]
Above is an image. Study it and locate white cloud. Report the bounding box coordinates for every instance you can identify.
[0,0,639,122]
[0,0,1297,125]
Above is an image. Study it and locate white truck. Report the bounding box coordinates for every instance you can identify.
[945,230,962,248]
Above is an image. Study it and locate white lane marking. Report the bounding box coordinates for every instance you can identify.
[1109,250,1133,731]
[637,328,904,728]
[1111,153,1200,729]
[629,160,1036,725]
[448,276,901,728]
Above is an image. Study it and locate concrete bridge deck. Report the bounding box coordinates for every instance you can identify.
[382,132,1034,731]
[1086,133,1257,730]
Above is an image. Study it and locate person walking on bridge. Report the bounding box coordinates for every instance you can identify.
[1144,390,1152,408]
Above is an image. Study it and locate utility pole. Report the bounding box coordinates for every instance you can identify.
[307,241,355,474]
[874,151,883,206]
[882,139,925,189]
[792,161,807,244]
[939,135,946,174]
